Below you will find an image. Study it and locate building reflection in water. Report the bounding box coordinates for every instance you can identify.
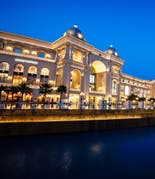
[61,151,73,172]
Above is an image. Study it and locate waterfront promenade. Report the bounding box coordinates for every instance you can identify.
[0,109,155,136]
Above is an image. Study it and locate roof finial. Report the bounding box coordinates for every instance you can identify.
[73,24,78,28]
[110,44,113,48]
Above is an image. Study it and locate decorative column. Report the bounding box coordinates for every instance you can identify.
[81,52,90,102]
[61,44,72,100]
[105,61,112,100]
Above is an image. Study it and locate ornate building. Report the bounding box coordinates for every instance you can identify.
[0,25,154,109]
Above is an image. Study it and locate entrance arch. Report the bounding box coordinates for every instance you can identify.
[89,61,106,93]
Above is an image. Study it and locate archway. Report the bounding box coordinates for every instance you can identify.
[89,61,106,92]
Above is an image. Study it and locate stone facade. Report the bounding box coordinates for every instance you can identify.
[0,25,153,109]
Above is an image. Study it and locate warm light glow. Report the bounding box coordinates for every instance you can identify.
[28,66,37,74]
[125,86,130,96]
[70,70,81,90]
[23,49,30,54]
[6,46,13,51]
[8,76,12,80]
[45,53,51,58]
[91,61,106,73]
[72,51,83,63]
[31,51,37,56]
[23,77,26,82]
[41,68,49,76]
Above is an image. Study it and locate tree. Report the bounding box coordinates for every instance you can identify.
[0,85,5,102]
[18,83,32,101]
[127,94,138,101]
[10,86,19,101]
[127,94,138,109]
[39,83,53,102]
[148,98,155,109]
[56,85,67,103]
[138,97,146,109]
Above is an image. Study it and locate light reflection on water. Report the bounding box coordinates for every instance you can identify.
[1,127,155,178]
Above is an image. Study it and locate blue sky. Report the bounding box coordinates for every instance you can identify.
[1,0,155,80]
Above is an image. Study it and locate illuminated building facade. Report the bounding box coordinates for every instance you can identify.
[0,25,154,109]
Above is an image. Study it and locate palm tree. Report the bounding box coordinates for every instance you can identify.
[39,83,53,102]
[127,94,138,109]
[18,83,32,101]
[10,86,19,109]
[56,85,67,103]
[10,86,19,101]
[138,97,146,109]
[148,98,155,109]
[0,85,5,102]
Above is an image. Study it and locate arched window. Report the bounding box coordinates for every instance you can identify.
[72,51,83,63]
[40,68,49,84]
[70,69,81,90]
[14,64,24,73]
[13,64,24,85]
[28,66,37,74]
[0,62,9,71]
[0,62,9,83]
[89,61,106,92]
[27,66,37,85]
[41,68,49,76]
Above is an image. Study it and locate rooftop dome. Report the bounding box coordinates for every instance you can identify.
[63,25,85,41]
[105,45,118,57]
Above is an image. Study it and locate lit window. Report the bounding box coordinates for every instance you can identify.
[13,75,23,85]
[23,49,30,54]
[14,64,24,73]
[0,62,9,83]
[45,54,51,58]
[0,62,9,71]
[6,46,13,51]
[40,68,49,84]
[72,51,83,63]
[125,86,130,96]
[28,66,37,74]
[89,74,95,92]
[90,75,95,84]
[31,51,37,56]
[0,73,8,83]
[27,66,37,85]
[41,68,49,76]
[112,81,117,95]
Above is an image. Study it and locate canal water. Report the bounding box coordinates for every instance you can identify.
[0,127,155,179]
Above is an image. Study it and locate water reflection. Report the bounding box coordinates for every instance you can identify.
[90,143,104,154]
[61,151,72,171]
[1,128,155,178]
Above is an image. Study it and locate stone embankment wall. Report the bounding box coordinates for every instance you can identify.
[0,109,155,136]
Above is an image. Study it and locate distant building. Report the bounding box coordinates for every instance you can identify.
[0,25,154,109]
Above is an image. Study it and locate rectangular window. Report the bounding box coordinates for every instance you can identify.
[90,75,95,84]
[13,75,23,85]
[0,73,8,83]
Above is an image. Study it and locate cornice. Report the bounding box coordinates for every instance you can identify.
[0,31,52,50]
[121,73,151,83]
[51,34,124,66]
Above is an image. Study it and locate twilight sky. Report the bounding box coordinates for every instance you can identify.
[1,0,155,80]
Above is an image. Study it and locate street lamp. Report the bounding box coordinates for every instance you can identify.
[108,95,112,110]
[80,92,85,110]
